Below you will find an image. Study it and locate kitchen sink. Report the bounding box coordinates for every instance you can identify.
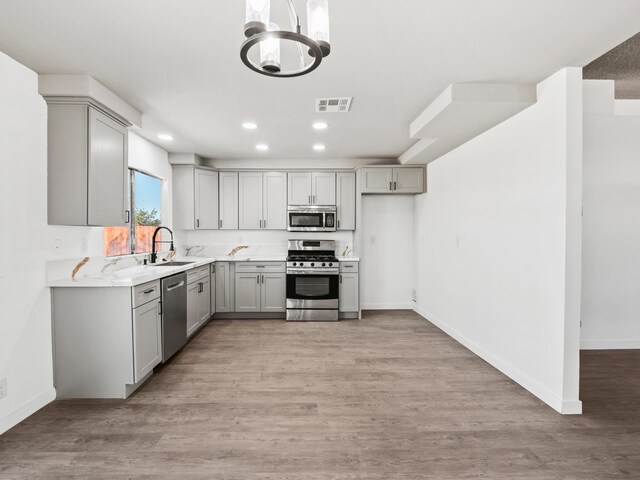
[150,261,195,267]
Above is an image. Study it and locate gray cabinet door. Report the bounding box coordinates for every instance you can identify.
[394,168,424,194]
[339,273,359,312]
[238,172,263,230]
[187,281,200,337]
[210,264,216,316]
[219,172,239,229]
[172,167,196,230]
[132,299,162,382]
[312,172,336,205]
[336,172,356,230]
[360,168,393,193]
[197,277,211,325]
[215,262,231,313]
[235,273,261,313]
[261,272,286,313]
[263,172,287,230]
[195,169,219,230]
[288,172,312,205]
[87,107,128,226]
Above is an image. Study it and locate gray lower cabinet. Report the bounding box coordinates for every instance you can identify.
[187,266,211,337]
[51,279,163,399]
[210,263,216,315]
[235,273,262,312]
[132,298,163,382]
[234,263,286,313]
[216,262,232,313]
[46,102,129,226]
[339,262,360,313]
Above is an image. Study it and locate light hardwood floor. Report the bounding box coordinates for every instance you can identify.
[1,310,639,479]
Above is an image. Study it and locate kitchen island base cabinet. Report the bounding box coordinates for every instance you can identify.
[51,283,162,399]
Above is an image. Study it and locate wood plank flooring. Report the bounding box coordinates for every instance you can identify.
[1,310,639,479]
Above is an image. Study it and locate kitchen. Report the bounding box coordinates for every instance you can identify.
[2,1,640,478]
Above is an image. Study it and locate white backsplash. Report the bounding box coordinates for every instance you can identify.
[175,230,356,258]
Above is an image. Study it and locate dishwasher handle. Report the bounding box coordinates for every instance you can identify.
[166,281,185,291]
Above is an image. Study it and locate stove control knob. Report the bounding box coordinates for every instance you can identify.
[311,263,315,267]
[322,263,326,267]
[292,262,297,267]
[329,263,333,267]
[299,262,304,267]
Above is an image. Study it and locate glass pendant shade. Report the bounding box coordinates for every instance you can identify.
[307,0,330,56]
[245,0,270,37]
[260,23,281,73]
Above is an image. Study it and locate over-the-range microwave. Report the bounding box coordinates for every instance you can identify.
[287,206,337,232]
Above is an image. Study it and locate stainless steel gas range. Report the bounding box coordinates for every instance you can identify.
[286,240,339,321]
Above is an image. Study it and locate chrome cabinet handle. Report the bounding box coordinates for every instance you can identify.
[308,195,311,204]
[339,275,342,283]
[158,301,162,315]
[256,275,260,284]
[261,274,264,283]
[263,219,266,228]
[125,210,130,223]
[393,181,397,191]
[389,181,392,191]
[337,219,340,229]
[143,288,154,295]
[196,219,200,228]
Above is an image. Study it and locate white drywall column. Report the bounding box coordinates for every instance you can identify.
[413,68,583,414]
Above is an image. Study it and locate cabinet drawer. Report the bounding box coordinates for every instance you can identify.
[132,280,161,308]
[197,265,210,280]
[235,262,285,273]
[187,268,200,285]
[339,261,359,273]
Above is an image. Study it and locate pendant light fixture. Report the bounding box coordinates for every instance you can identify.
[241,0,331,78]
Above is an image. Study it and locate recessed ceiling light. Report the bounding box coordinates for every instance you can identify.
[157,133,173,141]
[242,122,258,130]
[313,144,326,151]
[313,122,328,130]
[255,144,269,151]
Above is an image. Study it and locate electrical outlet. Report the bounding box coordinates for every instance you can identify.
[0,377,7,400]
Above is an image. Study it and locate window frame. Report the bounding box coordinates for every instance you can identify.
[104,168,163,257]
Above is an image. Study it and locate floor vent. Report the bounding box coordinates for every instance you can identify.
[316,97,353,113]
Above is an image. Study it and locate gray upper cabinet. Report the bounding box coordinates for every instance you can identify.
[360,167,425,194]
[195,169,219,229]
[394,168,425,194]
[219,172,239,230]
[288,172,312,205]
[262,172,287,229]
[172,167,219,230]
[238,172,263,230]
[288,171,336,205]
[239,171,288,230]
[336,172,356,230]
[47,103,128,226]
[312,172,336,205]
[360,168,394,193]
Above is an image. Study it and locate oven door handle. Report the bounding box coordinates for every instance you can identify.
[287,269,339,275]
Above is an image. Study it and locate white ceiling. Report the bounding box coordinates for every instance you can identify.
[0,1,639,160]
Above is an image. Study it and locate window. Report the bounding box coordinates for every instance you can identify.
[104,169,163,256]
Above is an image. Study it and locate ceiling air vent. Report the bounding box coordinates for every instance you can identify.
[316,97,353,113]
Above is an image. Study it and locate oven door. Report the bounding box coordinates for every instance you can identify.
[286,273,339,309]
[288,211,326,232]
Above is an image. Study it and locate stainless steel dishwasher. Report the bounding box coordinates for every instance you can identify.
[161,272,187,362]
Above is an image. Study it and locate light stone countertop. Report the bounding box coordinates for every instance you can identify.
[47,255,361,288]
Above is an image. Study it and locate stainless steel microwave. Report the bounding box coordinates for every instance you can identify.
[287,206,337,232]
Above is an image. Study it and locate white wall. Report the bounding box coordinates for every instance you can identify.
[412,68,583,414]
[581,80,640,349]
[0,50,171,433]
[360,195,414,309]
